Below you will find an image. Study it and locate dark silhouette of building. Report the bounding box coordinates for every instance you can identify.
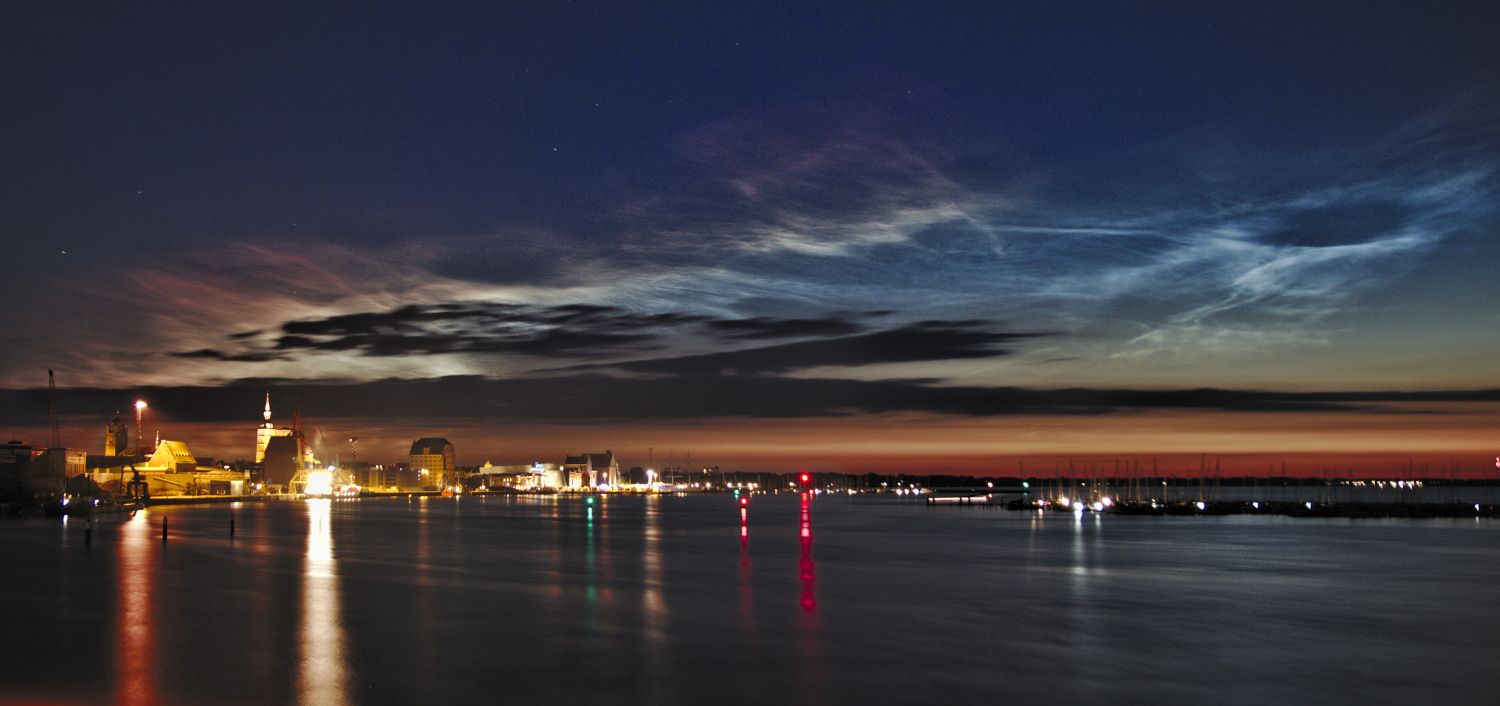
[263,435,301,488]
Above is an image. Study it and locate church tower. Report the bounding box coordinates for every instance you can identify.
[255,393,291,463]
[105,416,128,456]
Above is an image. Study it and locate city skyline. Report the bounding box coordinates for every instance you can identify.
[3,3,1498,473]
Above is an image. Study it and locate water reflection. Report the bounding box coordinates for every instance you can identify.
[798,493,816,612]
[115,511,157,706]
[739,506,752,626]
[585,502,599,630]
[642,496,668,701]
[598,498,616,633]
[796,492,825,702]
[1064,509,1107,690]
[297,499,349,706]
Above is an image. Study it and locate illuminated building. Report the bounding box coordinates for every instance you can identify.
[87,439,248,496]
[142,440,198,473]
[104,416,129,456]
[340,460,389,489]
[255,393,292,463]
[409,438,456,489]
[472,461,562,490]
[263,406,318,490]
[562,451,619,488]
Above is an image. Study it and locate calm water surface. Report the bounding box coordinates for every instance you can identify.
[1,493,1496,705]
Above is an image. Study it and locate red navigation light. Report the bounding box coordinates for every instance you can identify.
[800,473,810,483]
[740,497,748,506]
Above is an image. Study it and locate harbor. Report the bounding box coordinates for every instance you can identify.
[3,492,1497,706]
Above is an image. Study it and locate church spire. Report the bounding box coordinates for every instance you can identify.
[263,392,272,422]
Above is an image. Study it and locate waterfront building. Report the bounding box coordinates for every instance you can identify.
[473,461,562,490]
[340,460,390,489]
[562,451,619,488]
[0,441,43,497]
[144,440,197,473]
[255,393,293,463]
[263,435,303,488]
[87,439,248,497]
[0,440,86,498]
[409,438,456,489]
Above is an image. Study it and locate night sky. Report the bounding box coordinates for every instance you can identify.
[4,2,1498,473]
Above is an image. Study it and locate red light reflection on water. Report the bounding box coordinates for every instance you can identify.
[795,492,825,702]
[798,493,816,612]
[115,512,157,706]
[739,506,753,625]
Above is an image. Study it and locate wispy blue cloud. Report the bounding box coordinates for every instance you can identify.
[13,90,1496,393]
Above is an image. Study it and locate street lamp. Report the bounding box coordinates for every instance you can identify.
[133,399,147,454]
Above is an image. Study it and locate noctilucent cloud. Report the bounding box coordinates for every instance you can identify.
[3,2,1498,469]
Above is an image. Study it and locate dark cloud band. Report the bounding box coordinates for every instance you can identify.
[8,378,1498,427]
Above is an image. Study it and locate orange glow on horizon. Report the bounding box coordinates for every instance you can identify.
[41,400,1500,477]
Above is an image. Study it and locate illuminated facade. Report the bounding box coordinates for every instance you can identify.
[473,461,562,489]
[105,417,129,456]
[87,439,247,496]
[255,393,292,463]
[562,451,619,488]
[142,440,198,473]
[409,438,456,489]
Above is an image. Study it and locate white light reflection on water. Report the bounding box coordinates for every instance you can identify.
[1066,509,1108,689]
[297,499,350,706]
[642,495,668,702]
[114,511,157,706]
[411,495,437,685]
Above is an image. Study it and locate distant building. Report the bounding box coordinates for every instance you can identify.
[255,393,292,463]
[260,405,321,491]
[339,460,392,489]
[562,451,619,488]
[0,439,90,499]
[105,417,128,456]
[263,435,302,488]
[86,439,248,497]
[473,461,562,490]
[143,440,198,473]
[409,438,456,489]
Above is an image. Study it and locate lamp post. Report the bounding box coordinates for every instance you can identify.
[133,399,147,455]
